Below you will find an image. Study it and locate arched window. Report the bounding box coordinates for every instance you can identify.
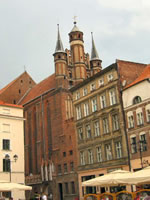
[133,96,142,105]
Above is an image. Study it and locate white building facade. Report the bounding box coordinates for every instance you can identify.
[0,101,25,199]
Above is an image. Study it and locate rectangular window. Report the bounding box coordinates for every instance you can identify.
[97,146,102,162]
[146,109,150,122]
[103,118,109,134]
[76,106,81,120]
[3,159,10,172]
[112,114,119,131]
[91,98,97,112]
[109,89,116,105]
[71,181,75,194]
[107,74,113,82]
[3,124,10,133]
[88,149,94,164]
[63,152,66,157]
[90,83,96,91]
[78,127,83,140]
[76,92,80,100]
[65,182,69,194]
[64,163,68,173]
[58,165,62,174]
[83,88,88,96]
[128,115,134,128]
[84,103,89,117]
[131,137,137,154]
[137,112,144,125]
[80,151,85,165]
[86,124,91,138]
[99,78,104,87]
[70,162,74,171]
[94,121,100,137]
[105,144,112,161]
[100,95,106,109]
[3,140,10,150]
[140,134,147,152]
[115,141,122,158]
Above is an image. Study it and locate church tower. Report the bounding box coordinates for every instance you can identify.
[53,24,68,88]
[90,32,102,75]
[69,20,87,84]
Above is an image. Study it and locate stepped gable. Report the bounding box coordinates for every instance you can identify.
[20,74,56,105]
[117,59,147,87]
[124,64,150,89]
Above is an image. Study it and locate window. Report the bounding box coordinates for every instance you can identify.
[97,146,102,162]
[90,83,96,91]
[63,152,66,157]
[88,149,94,164]
[83,88,88,96]
[3,159,10,172]
[58,165,62,174]
[70,162,74,171]
[76,92,80,100]
[65,182,69,194]
[146,109,150,122]
[86,124,91,138]
[84,103,89,117]
[78,127,83,140]
[71,181,75,194]
[105,144,112,161]
[107,74,113,82]
[94,121,100,137]
[139,134,147,152]
[130,137,137,154]
[3,124,10,133]
[91,98,97,112]
[128,115,134,128]
[80,151,85,165]
[115,141,122,158]
[109,89,116,105]
[133,96,142,105]
[3,140,10,150]
[103,118,109,134]
[69,150,73,155]
[64,163,68,173]
[100,95,106,109]
[76,106,81,120]
[137,112,144,126]
[99,78,104,87]
[112,114,119,131]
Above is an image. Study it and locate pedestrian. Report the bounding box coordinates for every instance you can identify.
[42,193,47,200]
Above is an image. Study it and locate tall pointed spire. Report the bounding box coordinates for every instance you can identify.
[91,32,99,60]
[55,24,65,53]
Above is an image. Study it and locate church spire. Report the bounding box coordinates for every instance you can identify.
[55,24,65,53]
[91,32,99,60]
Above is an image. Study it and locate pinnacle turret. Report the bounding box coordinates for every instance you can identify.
[91,32,100,60]
[55,24,65,53]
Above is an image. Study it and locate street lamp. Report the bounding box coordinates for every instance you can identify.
[5,154,18,182]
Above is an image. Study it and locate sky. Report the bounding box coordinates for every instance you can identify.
[1,0,150,89]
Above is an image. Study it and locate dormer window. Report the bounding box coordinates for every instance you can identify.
[107,74,113,82]
[133,96,142,105]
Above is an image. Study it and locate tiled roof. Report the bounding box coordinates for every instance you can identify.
[0,100,22,108]
[117,59,147,87]
[20,74,56,105]
[125,64,150,89]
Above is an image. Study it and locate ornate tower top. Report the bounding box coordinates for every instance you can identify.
[90,32,100,61]
[54,24,65,53]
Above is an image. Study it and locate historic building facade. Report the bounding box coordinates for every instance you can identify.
[123,65,150,171]
[0,101,25,200]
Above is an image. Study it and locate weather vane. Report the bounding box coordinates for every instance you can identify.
[73,16,77,24]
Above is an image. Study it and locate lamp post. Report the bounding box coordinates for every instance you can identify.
[5,154,18,182]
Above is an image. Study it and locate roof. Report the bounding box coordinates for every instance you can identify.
[0,100,23,108]
[0,71,35,95]
[117,59,147,87]
[70,22,82,33]
[20,74,56,105]
[90,32,100,61]
[54,24,65,53]
[124,64,150,89]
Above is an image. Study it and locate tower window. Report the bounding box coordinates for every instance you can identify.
[58,55,61,59]
[78,34,80,38]
[21,80,23,83]
[19,89,21,94]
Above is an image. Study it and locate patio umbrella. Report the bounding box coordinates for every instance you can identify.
[82,169,133,187]
[0,182,32,191]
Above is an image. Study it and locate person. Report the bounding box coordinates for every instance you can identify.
[42,193,47,200]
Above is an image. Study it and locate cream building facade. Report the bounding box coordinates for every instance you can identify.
[0,101,25,200]
[71,63,129,200]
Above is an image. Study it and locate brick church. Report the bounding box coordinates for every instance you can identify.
[20,21,102,200]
